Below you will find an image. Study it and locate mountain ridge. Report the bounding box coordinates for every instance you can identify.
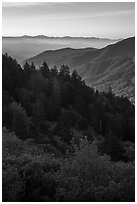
[2,35,122,41]
[2,36,121,62]
[23,37,135,102]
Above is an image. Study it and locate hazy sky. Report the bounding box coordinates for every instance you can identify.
[2,2,135,39]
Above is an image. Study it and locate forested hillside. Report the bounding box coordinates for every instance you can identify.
[2,54,135,201]
[23,37,135,101]
[2,36,119,62]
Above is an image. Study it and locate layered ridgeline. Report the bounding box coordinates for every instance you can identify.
[2,35,120,62]
[22,37,135,102]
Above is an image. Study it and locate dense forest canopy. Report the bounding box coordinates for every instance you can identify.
[2,53,135,143]
[2,53,135,201]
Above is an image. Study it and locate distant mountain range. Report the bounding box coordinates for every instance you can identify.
[22,37,135,102]
[2,35,120,62]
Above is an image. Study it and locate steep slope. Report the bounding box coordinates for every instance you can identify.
[79,37,135,101]
[23,37,135,101]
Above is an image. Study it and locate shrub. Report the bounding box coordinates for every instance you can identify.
[55,138,135,202]
[2,128,134,202]
[2,128,62,201]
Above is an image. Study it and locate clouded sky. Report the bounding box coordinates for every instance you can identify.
[2,2,135,39]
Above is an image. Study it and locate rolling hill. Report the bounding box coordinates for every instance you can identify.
[2,35,120,62]
[23,37,135,102]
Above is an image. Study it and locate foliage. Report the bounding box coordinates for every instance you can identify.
[2,128,61,201]
[55,138,135,202]
[99,131,125,161]
[2,54,134,145]
[10,101,30,139]
[3,128,134,202]
[2,54,135,201]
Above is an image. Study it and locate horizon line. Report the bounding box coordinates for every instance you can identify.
[2,34,126,41]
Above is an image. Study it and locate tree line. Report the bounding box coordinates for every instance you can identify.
[2,53,135,160]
